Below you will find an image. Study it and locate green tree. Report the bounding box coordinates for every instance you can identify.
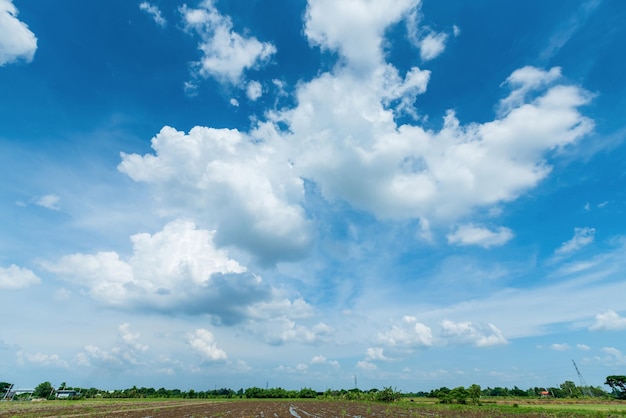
[605,375,626,399]
[376,386,400,402]
[0,382,12,394]
[468,384,481,405]
[560,380,580,398]
[298,387,318,398]
[33,381,55,399]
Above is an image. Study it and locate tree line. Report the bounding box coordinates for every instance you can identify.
[2,375,625,402]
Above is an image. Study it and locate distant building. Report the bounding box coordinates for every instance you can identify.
[55,390,79,399]
[540,390,550,397]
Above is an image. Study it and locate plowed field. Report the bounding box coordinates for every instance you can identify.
[0,399,622,417]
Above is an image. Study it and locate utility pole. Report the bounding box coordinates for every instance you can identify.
[354,375,357,390]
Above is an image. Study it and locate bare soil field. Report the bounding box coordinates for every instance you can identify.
[1,399,625,418]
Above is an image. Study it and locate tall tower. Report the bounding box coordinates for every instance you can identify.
[572,359,592,397]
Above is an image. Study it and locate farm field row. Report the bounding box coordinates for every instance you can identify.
[1,398,626,417]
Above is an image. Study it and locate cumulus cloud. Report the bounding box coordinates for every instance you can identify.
[550,343,571,351]
[405,6,448,61]
[139,2,166,27]
[311,355,339,368]
[181,0,276,84]
[418,31,448,61]
[555,227,596,255]
[378,316,433,347]
[278,66,592,223]
[356,360,377,370]
[590,310,626,331]
[35,194,61,210]
[0,264,41,289]
[0,0,37,66]
[252,318,333,345]
[77,323,148,369]
[17,351,68,368]
[119,126,311,264]
[188,328,227,361]
[365,347,388,361]
[122,0,593,265]
[305,0,419,70]
[246,80,263,101]
[440,320,508,347]
[43,219,295,324]
[447,224,514,248]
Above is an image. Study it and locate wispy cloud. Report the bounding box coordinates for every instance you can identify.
[555,227,596,255]
[35,193,61,210]
[139,2,166,28]
[447,224,514,248]
[539,0,603,62]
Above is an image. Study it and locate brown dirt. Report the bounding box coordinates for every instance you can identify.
[0,399,614,417]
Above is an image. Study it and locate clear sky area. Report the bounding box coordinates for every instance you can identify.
[1,0,625,392]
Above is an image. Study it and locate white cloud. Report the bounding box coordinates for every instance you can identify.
[310,355,339,368]
[311,355,326,364]
[590,310,626,331]
[498,66,562,115]
[43,220,297,323]
[122,0,593,265]
[365,347,388,361]
[597,347,626,366]
[277,65,592,224]
[539,0,602,62]
[418,31,448,61]
[229,98,239,107]
[378,316,433,347]
[304,0,419,70]
[246,80,263,101]
[119,126,311,264]
[253,318,333,345]
[181,0,276,84]
[183,80,199,97]
[447,224,513,248]
[356,360,377,370]
[0,0,37,66]
[188,328,227,361]
[405,7,448,61]
[119,323,149,353]
[452,25,461,37]
[550,343,571,351]
[77,323,148,368]
[440,320,508,347]
[556,227,595,255]
[35,194,60,210]
[0,264,41,289]
[576,344,590,351]
[139,2,166,27]
[17,351,68,368]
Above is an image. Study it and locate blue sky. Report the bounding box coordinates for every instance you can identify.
[1,0,626,392]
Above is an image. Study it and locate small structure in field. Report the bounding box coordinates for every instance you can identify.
[56,389,79,399]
